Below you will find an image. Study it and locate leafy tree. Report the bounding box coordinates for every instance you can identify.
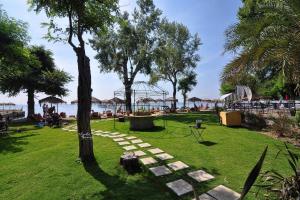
[153,19,201,109]
[0,45,71,117]
[178,72,197,108]
[28,0,118,162]
[222,0,300,99]
[0,7,29,71]
[91,0,161,113]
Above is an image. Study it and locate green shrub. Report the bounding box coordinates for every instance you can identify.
[271,112,294,137]
[295,111,300,126]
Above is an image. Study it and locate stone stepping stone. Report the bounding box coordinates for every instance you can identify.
[148,148,164,154]
[133,150,146,157]
[110,132,119,135]
[93,133,102,136]
[149,165,172,176]
[167,161,189,171]
[139,157,157,165]
[126,136,137,140]
[68,130,77,132]
[138,143,151,148]
[131,139,143,144]
[94,130,103,133]
[109,135,121,138]
[113,138,125,142]
[118,141,130,146]
[206,185,240,200]
[117,134,127,137]
[155,153,174,160]
[192,193,215,200]
[123,145,137,151]
[188,170,214,183]
[166,179,193,196]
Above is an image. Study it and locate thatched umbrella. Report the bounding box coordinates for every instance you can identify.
[70,96,102,104]
[188,97,202,102]
[165,97,178,102]
[39,96,66,113]
[109,97,125,104]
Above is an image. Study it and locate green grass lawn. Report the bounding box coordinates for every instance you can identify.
[0,113,299,200]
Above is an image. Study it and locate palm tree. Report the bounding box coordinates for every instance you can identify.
[222,0,300,97]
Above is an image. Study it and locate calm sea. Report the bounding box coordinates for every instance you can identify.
[13,101,218,116]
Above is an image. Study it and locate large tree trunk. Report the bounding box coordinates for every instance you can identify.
[172,82,177,109]
[76,49,95,163]
[125,84,132,113]
[27,88,35,118]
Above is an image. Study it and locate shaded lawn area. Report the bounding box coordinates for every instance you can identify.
[0,113,298,200]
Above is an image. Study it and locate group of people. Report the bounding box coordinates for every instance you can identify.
[30,104,62,127]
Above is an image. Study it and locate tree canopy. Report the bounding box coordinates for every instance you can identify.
[91,0,161,112]
[221,0,300,98]
[0,45,71,116]
[178,71,197,108]
[152,19,201,108]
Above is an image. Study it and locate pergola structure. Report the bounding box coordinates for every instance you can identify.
[114,81,168,113]
[113,81,169,129]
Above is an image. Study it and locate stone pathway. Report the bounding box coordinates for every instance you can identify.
[63,126,241,199]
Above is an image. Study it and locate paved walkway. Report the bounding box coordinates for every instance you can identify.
[61,126,240,200]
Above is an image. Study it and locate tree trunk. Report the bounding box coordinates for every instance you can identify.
[76,49,95,163]
[27,88,35,118]
[125,83,132,113]
[183,93,187,108]
[172,82,177,109]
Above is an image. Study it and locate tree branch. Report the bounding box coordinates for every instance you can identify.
[67,6,77,51]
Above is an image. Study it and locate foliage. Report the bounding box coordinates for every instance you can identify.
[28,0,118,45]
[270,112,294,137]
[0,45,71,97]
[242,112,267,130]
[0,6,29,71]
[295,111,300,127]
[90,0,161,112]
[240,146,268,199]
[222,0,300,98]
[178,71,197,107]
[152,19,200,107]
[257,143,300,200]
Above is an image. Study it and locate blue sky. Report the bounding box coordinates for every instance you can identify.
[0,0,241,104]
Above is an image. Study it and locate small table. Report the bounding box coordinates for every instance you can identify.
[189,125,205,143]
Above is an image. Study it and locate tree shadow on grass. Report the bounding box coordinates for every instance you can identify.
[0,133,38,154]
[83,160,174,200]
[163,114,219,125]
[198,141,218,146]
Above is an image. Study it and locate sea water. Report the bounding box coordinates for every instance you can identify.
[14,101,218,117]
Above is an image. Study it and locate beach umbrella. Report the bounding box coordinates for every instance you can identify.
[71,96,102,104]
[101,99,113,104]
[109,97,125,104]
[165,97,178,102]
[188,97,202,102]
[202,98,213,102]
[39,96,66,113]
